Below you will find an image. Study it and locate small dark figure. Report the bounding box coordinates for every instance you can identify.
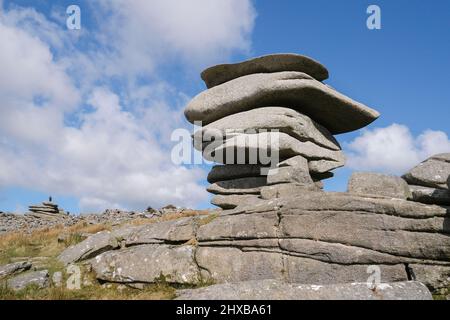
[49,196,52,202]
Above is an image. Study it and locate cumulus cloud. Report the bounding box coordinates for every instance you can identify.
[93,0,256,76]
[0,87,207,211]
[0,1,257,211]
[345,124,450,175]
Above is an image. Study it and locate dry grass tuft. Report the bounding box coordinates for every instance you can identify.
[0,222,110,265]
[0,280,176,300]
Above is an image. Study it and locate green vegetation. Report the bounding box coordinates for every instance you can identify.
[0,279,176,300]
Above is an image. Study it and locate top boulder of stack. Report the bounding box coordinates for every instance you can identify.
[201,53,329,88]
[186,71,379,134]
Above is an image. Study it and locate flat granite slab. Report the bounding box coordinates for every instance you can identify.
[175,279,432,300]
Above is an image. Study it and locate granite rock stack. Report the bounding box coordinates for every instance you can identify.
[52,54,448,299]
[27,200,66,219]
[184,54,380,209]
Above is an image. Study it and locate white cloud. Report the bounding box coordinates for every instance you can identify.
[0,18,79,109]
[0,1,257,212]
[345,124,450,175]
[93,0,256,76]
[0,87,208,211]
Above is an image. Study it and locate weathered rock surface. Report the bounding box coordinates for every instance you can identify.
[201,53,329,88]
[7,270,49,291]
[211,194,263,210]
[195,107,340,151]
[204,132,345,166]
[409,185,450,205]
[60,191,448,292]
[0,261,32,278]
[207,164,266,183]
[125,217,197,246]
[348,172,412,199]
[91,245,201,285]
[58,228,135,266]
[267,156,315,186]
[185,71,379,134]
[403,154,450,190]
[175,280,432,300]
[207,177,268,195]
[409,264,450,291]
[260,183,320,199]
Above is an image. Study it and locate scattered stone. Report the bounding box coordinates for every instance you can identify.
[160,204,178,215]
[57,233,70,243]
[52,272,63,288]
[83,278,93,287]
[0,261,32,278]
[117,284,127,291]
[7,270,49,291]
[127,283,145,290]
[80,209,148,225]
[175,280,432,300]
[348,172,412,199]
[201,53,329,88]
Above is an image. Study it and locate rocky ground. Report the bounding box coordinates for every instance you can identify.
[0,205,188,236]
[1,193,448,300]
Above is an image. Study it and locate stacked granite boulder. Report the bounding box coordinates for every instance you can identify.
[403,153,450,205]
[26,200,67,219]
[185,54,380,209]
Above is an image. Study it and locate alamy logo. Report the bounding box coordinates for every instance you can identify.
[66,264,81,290]
[171,122,280,175]
[367,5,382,30]
[366,265,381,289]
[66,5,81,30]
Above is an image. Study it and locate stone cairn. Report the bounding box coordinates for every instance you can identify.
[184,54,380,209]
[27,198,66,219]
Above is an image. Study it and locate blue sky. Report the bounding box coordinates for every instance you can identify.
[0,0,449,214]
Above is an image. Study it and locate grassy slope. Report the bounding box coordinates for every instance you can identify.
[0,210,210,300]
